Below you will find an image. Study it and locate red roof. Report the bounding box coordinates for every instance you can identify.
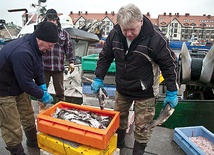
[69,11,117,25]
[157,13,214,28]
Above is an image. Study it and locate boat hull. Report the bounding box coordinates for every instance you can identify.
[169,41,211,50]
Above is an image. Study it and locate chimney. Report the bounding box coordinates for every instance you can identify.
[203,14,206,16]
[105,11,107,15]
[185,13,189,16]
[169,13,172,16]
[176,13,179,17]
[147,12,150,16]
[207,15,211,18]
[70,11,73,15]
[164,12,166,16]
[85,11,88,15]
[78,11,81,15]
[111,11,115,15]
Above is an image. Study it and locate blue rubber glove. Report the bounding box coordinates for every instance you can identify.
[91,78,104,93]
[164,90,178,108]
[41,91,53,105]
[39,84,48,92]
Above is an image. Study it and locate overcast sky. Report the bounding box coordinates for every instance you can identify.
[0,0,213,26]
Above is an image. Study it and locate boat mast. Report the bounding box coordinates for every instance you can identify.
[8,0,47,38]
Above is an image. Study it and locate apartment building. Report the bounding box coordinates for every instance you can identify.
[69,11,214,42]
[157,12,214,42]
[69,11,116,38]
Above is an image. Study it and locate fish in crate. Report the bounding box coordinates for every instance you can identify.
[52,107,112,129]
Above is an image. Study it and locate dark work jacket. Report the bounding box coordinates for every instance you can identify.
[95,16,179,99]
[0,33,45,99]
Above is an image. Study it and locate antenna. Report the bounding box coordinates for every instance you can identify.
[8,0,47,38]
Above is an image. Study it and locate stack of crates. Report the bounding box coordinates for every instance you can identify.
[81,53,116,96]
[81,54,117,108]
[37,101,120,155]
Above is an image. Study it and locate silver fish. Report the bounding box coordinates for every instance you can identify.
[82,77,109,110]
[97,87,108,110]
[52,108,112,129]
[141,104,175,132]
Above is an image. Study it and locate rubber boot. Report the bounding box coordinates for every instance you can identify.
[116,129,126,148]
[6,143,27,155]
[24,127,38,148]
[132,140,147,155]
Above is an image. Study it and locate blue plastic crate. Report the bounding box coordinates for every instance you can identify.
[173,126,214,155]
[82,83,116,97]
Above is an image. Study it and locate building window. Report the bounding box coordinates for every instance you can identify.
[162,27,167,32]
[183,35,188,39]
[79,21,85,26]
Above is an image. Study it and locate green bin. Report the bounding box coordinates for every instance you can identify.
[81,54,116,73]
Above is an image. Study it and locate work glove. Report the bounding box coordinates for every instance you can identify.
[39,84,48,92]
[68,63,75,74]
[41,91,54,105]
[91,77,104,93]
[164,90,178,108]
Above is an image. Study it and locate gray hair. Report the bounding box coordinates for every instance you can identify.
[116,3,143,27]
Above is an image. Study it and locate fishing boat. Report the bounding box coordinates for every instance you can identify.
[0,0,100,103]
[169,39,212,50]
[158,43,214,133]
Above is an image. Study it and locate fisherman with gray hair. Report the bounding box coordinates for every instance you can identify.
[91,3,179,155]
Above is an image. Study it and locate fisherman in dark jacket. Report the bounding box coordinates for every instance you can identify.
[0,21,58,155]
[91,3,179,155]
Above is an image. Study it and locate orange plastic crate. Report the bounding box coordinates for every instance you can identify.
[36,102,120,149]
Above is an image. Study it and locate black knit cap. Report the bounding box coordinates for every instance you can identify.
[35,21,58,43]
[45,9,58,20]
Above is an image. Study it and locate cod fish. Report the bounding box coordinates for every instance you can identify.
[141,104,175,132]
[82,77,109,110]
[97,87,108,110]
[52,107,112,129]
